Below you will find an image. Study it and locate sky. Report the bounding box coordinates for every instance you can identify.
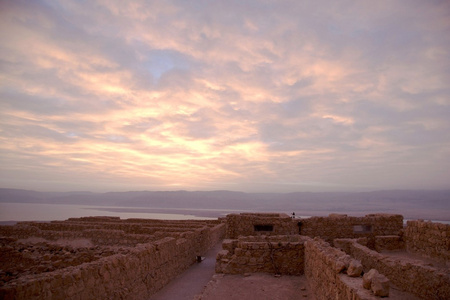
[0,0,449,193]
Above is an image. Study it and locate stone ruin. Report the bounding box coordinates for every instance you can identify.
[0,216,225,299]
[216,213,449,300]
[0,212,449,299]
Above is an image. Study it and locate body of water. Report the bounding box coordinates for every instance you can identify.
[0,202,217,222]
[1,202,449,225]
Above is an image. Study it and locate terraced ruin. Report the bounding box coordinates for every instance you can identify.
[0,213,449,299]
[0,217,224,299]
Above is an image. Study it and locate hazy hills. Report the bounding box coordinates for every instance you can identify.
[1,188,449,221]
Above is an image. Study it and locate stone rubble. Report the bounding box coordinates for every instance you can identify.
[347,259,363,277]
[371,272,390,297]
[363,269,378,289]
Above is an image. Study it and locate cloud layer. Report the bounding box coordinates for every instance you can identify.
[1,0,449,192]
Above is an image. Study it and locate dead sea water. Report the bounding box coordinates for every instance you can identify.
[0,202,216,223]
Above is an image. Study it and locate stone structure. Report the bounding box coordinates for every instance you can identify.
[225,213,297,239]
[335,238,450,299]
[374,235,404,252]
[299,213,403,248]
[225,212,404,248]
[305,238,386,300]
[215,213,449,299]
[216,235,309,275]
[0,217,225,299]
[404,220,450,263]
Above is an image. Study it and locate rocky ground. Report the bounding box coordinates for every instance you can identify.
[196,272,423,300]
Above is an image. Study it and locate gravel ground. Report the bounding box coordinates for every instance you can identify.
[196,273,314,300]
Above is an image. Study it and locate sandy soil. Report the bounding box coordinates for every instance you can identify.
[380,250,449,270]
[196,273,314,300]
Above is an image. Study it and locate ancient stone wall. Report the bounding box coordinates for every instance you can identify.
[338,238,450,299]
[0,217,225,300]
[374,235,404,252]
[216,235,309,275]
[304,238,381,300]
[299,214,403,248]
[225,213,297,239]
[0,224,42,239]
[404,220,450,262]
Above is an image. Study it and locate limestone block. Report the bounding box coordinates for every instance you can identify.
[216,250,229,260]
[347,260,363,277]
[334,260,346,274]
[337,254,352,268]
[362,269,378,289]
[222,240,234,251]
[371,273,390,297]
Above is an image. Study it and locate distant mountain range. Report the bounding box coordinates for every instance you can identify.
[0,188,449,221]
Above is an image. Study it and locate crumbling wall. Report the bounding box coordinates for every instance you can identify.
[0,224,42,239]
[216,235,308,275]
[1,218,222,248]
[304,238,379,300]
[404,220,450,262]
[374,235,404,252]
[225,213,296,239]
[0,219,226,300]
[300,214,403,248]
[338,238,450,300]
[20,219,212,237]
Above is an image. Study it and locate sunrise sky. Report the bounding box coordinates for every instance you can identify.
[0,0,449,193]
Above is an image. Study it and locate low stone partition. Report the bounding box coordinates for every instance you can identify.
[299,214,403,249]
[23,229,155,247]
[0,218,225,300]
[225,213,297,239]
[404,220,450,263]
[22,219,214,236]
[304,238,380,300]
[335,238,450,299]
[216,235,309,275]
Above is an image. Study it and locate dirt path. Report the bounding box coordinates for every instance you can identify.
[150,241,223,300]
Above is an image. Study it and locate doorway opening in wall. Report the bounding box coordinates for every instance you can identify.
[353,225,372,233]
[254,224,274,232]
[297,221,302,234]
